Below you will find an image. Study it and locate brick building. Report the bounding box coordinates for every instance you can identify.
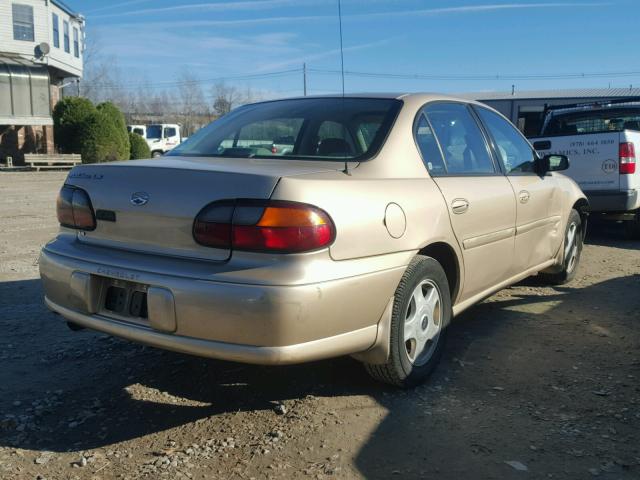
[0,0,84,165]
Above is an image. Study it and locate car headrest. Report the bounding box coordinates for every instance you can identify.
[317,138,352,156]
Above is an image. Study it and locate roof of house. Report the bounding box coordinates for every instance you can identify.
[457,88,640,101]
[51,0,81,19]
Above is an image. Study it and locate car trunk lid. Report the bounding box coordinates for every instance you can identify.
[65,156,342,261]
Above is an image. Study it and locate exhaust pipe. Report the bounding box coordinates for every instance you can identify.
[66,321,85,331]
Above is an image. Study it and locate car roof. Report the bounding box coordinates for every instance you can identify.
[245,92,484,108]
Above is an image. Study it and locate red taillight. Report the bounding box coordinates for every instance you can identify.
[619,142,636,174]
[193,200,335,253]
[56,185,96,230]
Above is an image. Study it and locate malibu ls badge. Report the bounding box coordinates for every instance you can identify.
[130,191,150,206]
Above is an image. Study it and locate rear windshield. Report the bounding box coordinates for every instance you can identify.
[544,107,640,136]
[168,97,402,161]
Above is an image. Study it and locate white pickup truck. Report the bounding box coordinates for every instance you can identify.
[530,101,640,237]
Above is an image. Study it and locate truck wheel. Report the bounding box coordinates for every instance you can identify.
[624,212,640,239]
[539,209,583,285]
[364,255,451,388]
[152,151,163,158]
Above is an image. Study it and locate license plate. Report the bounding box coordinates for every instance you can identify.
[103,280,148,319]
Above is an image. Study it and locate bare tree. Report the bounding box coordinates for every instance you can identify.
[211,82,244,116]
[177,71,207,136]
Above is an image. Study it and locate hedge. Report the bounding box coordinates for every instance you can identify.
[129,131,151,159]
[52,97,96,155]
[53,98,132,163]
[78,112,128,163]
[96,102,130,161]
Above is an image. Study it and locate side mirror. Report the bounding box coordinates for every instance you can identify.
[537,154,569,174]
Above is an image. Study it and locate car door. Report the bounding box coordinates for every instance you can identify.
[163,126,180,150]
[417,102,517,302]
[474,106,563,272]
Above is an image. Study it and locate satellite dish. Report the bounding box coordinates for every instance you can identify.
[37,42,50,56]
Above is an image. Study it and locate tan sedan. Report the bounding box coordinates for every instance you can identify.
[40,94,587,387]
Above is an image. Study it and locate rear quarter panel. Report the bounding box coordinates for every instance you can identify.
[271,172,460,265]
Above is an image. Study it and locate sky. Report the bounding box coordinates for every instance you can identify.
[69,0,640,98]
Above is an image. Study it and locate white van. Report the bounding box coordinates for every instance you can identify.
[127,124,182,157]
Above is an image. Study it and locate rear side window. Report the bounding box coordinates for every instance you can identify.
[424,103,495,174]
[415,114,446,174]
[475,107,536,174]
[164,127,177,138]
[169,98,402,161]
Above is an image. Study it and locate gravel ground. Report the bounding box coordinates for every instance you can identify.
[1,171,639,480]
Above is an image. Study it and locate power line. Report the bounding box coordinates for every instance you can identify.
[93,68,303,91]
[308,68,640,81]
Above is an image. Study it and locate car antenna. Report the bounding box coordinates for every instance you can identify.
[337,0,351,175]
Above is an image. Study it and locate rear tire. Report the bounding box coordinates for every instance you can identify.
[624,211,640,239]
[364,255,451,388]
[152,150,163,158]
[539,209,583,285]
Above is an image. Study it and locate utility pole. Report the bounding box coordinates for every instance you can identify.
[303,62,307,96]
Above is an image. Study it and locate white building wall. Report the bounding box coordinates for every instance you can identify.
[0,0,83,79]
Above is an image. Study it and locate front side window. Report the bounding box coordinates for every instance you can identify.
[73,27,79,57]
[476,107,536,174]
[169,98,402,161]
[424,103,495,174]
[52,13,59,48]
[63,21,70,53]
[164,127,177,138]
[12,4,34,41]
[146,125,162,139]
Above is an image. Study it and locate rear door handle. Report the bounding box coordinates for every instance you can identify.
[451,198,469,214]
[518,190,530,203]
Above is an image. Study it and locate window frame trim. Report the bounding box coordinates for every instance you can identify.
[63,20,70,53]
[73,27,79,57]
[12,3,35,42]
[52,12,60,48]
[412,100,503,178]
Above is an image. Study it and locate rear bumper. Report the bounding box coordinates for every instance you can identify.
[39,241,405,365]
[44,298,380,365]
[584,189,638,212]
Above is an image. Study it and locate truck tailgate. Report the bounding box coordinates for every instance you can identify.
[531,132,620,191]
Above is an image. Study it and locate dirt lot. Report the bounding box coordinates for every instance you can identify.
[1,171,639,480]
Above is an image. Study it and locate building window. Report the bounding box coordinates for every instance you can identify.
[12,4,34,41]
[73,27,79,57]
[63,21,70,53]
[52,13,59,48]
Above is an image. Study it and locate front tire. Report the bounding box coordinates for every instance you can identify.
[539,209,583,285]
[365,255,451,388]
[151,150,163,158]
